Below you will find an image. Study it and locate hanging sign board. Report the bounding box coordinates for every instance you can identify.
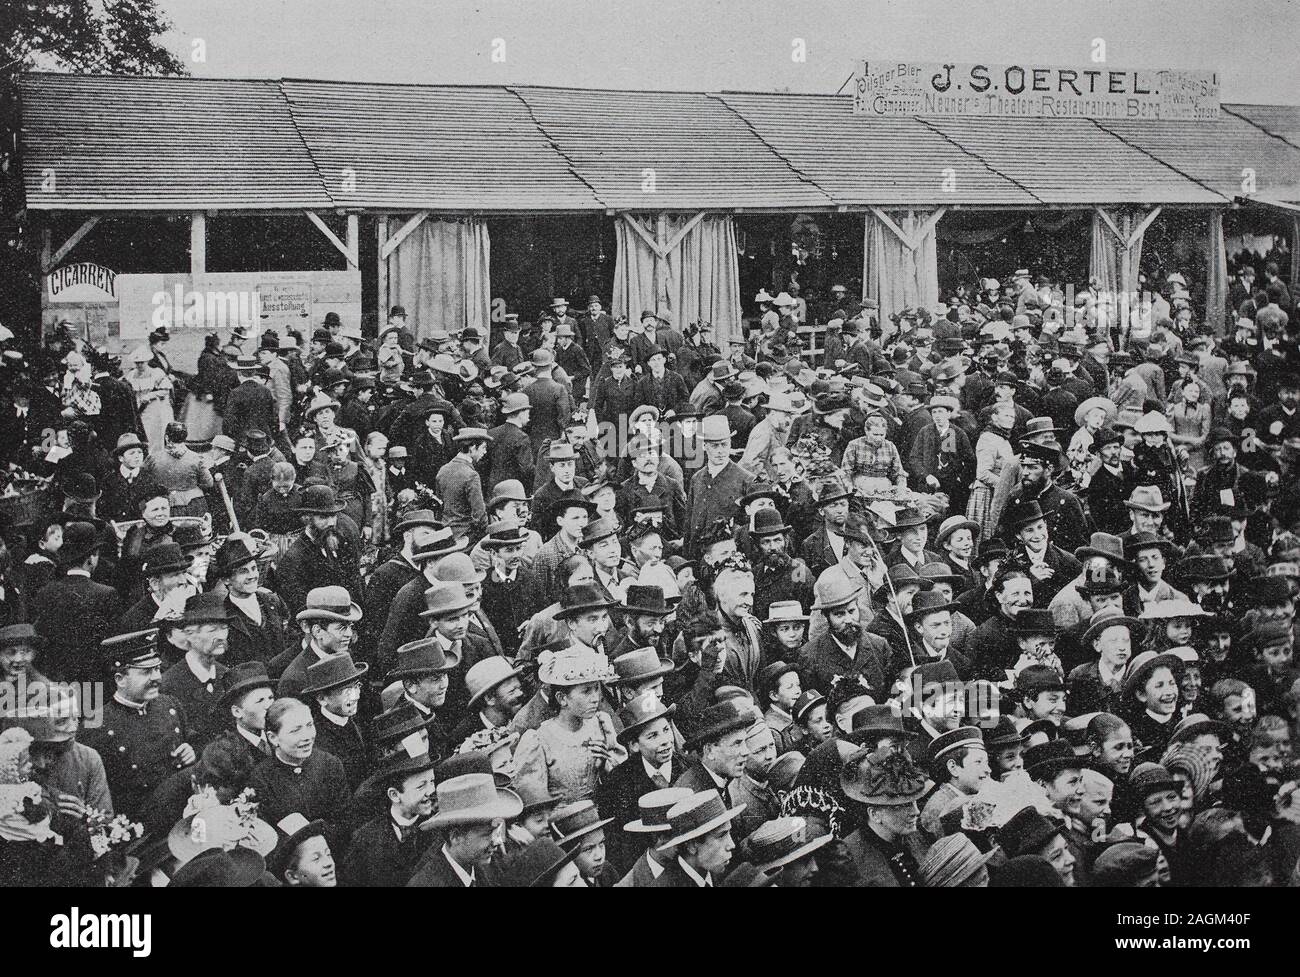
[853,61,1220,120]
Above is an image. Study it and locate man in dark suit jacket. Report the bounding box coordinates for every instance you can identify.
[579,297,615,370]
[341,751,438,887]
[646,791,746,887]
[30,523,123,682]
[801,611,889,700]
[523,352,573,455]
[223,368,279,446]
[487,394,535,490]
[158,593,234,749]
[596,693,679,874]
[406,772,519,887]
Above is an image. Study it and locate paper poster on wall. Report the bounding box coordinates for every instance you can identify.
[259,281,313,328]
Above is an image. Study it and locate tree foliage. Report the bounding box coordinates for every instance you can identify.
[1,1,186,344]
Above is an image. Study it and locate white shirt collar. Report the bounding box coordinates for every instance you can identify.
[642,756,673,782]
[185,652,216,685]
[319,708,348,727]
[65,568,91,578]
[677,856,711,887]
[441,844,475,886]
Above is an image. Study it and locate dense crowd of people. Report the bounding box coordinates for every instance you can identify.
[1,262,1299,888]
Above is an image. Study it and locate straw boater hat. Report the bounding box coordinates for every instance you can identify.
[624,787,696,834]
[918,832,996,887]
[656,791,746,851]
[550,800,614,846]
[747,816,833,873]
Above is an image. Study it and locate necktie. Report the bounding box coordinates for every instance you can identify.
[258,735,272,756]
[651,772,670,789]
[396,821,416,842]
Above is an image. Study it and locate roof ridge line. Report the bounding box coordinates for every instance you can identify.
[706,94,835,206]
[505,86,609,210]
[276,80,339,208]
[1222,105,1300,153]
[910,117,1046,206]
[1089,117,1228,203]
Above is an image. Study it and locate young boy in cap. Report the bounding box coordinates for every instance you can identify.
[646,789,747,887]
[302,652,370,789]
[919,727,990,842]
[613,787,694,886]
[757,658,803,735]
[340,738,439,887]
[597,691,679,875]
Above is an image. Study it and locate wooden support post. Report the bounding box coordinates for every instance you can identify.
[190,212,206,275]
[41,217,101,275]
[376,217,389,320]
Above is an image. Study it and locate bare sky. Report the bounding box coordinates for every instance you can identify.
[158,0,1297,104]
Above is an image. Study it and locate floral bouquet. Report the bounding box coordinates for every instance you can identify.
[84,808,144,860]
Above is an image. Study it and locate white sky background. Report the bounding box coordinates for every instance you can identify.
[158,0,1299,103]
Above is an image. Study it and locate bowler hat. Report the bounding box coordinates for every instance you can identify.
[141,542,191,577]
[610,647,675,686]
[1122,651,1186,703]
[686,700,756,749]
[296,586,363,624]
[56,520,104,567]
[301,652,369,697]
[213,536,260,577]
[1081,606,1142,645]
[1008,608,1059,636]
[1002,499,1046,529]
[1129,761,1183,799]
[418,582,476,619]
[811,566,864,611]
[578,516,620,549]
[554,582,617,620]
[218,661,275,707]
[905,589,961,623]
[296,484,346,515]
[390,636,462,680]
[616,691,677,745]
[997,806,1065,857]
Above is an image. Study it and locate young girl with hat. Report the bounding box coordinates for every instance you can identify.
[512,645,626,805]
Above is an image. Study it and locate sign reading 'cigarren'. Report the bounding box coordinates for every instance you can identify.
[853,61,1220,121]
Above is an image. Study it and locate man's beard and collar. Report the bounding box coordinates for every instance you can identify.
[306,523,342,556]
[830,617,861,651]
[755,548,792,574]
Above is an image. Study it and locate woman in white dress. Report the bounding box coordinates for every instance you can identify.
[127,346,174,450]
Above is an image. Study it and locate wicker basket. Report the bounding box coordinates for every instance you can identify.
[0,487,48,527]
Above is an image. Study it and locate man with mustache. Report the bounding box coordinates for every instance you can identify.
[159,593,235,749]
[81,629,196,821]
[275,484,363,619]
[800,566,888,699]
[748,508,813,622]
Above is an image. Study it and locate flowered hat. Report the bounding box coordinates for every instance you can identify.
[536,645,617,687]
